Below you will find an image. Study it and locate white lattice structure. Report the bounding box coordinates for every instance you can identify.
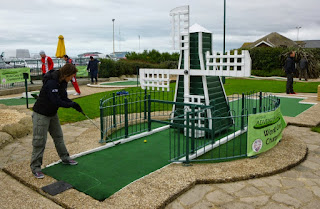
[139,49,251,91]
[205,50,251,77]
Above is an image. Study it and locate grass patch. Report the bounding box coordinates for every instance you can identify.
[311,126,320,133]
[0,98,36,106]
[57,78,320,124]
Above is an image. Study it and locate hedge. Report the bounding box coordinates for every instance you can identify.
[99,59,178,78]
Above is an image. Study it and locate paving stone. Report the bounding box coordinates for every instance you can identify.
[300,171,320,179]
[178,185,213,206]
[293,164,313,172]
[206,190,234,204]
[240,195,270,207]
[216,182,246,194]
[307,143,320,150]
[279,169,301,178]
[247,178,268,187]
[284,187,314,203]
[166,200,185,209]
[303,199,320,209]
[300,160,320,170]
[281,178,305,188]
[220,202,255,209]
[259,186,281,194]
[190,200,216,209]
[261,177,282,187]
[301,178,318,187]
[260,202,294,209]
[271,193,302,208]
[234,186,265,198]
[310,186,320,198]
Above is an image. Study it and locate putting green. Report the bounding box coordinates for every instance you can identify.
[0,98,36,106]
[101,81,140,86]
[279,97,313,117]
[42,96,313,200]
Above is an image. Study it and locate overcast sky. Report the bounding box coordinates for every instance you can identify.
[0,0,319,57]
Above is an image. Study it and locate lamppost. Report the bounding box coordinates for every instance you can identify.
[138,35,140,52]
[112,19,115,54]
[296,26,301,41]
[222,0,226,84]
[223,0,226,54]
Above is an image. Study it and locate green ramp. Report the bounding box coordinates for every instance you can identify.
[43,123,170,201]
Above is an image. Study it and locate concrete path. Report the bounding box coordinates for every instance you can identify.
[166,126,320,209]
[0,83,319,208]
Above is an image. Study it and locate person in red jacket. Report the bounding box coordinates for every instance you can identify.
[63,55,81,96]
[39,50,54,77]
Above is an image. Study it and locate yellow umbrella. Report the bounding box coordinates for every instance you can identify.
[55,35,66,58]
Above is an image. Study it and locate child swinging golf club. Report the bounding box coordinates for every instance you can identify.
[31,63,83,179]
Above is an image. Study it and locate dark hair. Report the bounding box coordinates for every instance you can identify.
[90,56,93,59]
[63,55,69,58]
[59,63,78,82]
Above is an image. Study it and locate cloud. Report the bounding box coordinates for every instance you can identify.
[0,0,319,57]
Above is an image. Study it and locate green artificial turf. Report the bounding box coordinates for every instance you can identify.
[43,122,170,201]
[278,97,313,117]
[223,78,320,95]
[0,98,36,106]
[101,81,140,86]
[56,78,319,124]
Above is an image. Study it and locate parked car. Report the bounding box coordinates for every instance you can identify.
[108,52,128,61]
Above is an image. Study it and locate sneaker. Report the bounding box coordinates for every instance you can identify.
[33,171,44,179]
[62,159,78,165]
[73,93,80,96]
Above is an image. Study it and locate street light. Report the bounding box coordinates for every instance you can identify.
[112,19,115,54]
[296,26,301,41]
[138,35,140,52]
[223,0,226,54]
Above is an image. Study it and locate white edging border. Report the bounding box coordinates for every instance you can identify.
[45,125,170,168]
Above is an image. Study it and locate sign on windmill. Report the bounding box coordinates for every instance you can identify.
[139,5,252,137]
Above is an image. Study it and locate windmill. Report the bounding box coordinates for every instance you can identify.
[140,5,251,136]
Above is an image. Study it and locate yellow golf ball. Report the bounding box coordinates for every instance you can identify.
[144,140,147,143]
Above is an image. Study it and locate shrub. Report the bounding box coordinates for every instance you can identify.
[126,49,179,64]
[99,59,178,78]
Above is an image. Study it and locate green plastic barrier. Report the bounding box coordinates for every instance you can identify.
[247,106,286,157]
[76,66,88,77]
[0,68,30,84]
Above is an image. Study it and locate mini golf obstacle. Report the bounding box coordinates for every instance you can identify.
[43,5,286,201]
[99,5,284,163]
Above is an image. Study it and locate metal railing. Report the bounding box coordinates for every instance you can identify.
[99,90,280,163]
[99,88,175,143]
[0,57,90,90]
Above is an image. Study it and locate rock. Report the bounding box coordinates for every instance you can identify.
[2,123,31,139]
[18,116,33,133]
[119,75,126,80]
[0,131,14,148]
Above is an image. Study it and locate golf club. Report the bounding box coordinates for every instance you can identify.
[81,111,121,146]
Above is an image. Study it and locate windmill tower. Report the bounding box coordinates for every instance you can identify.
[140,5,251,136]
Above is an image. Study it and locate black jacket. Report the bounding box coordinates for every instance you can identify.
[33,70,75,116]
[284,56,295,74]
[87,59,99,72]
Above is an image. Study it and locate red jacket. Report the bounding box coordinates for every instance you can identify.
[41,56,54,74]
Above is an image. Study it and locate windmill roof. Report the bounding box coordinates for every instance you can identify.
[189,23,211,33]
